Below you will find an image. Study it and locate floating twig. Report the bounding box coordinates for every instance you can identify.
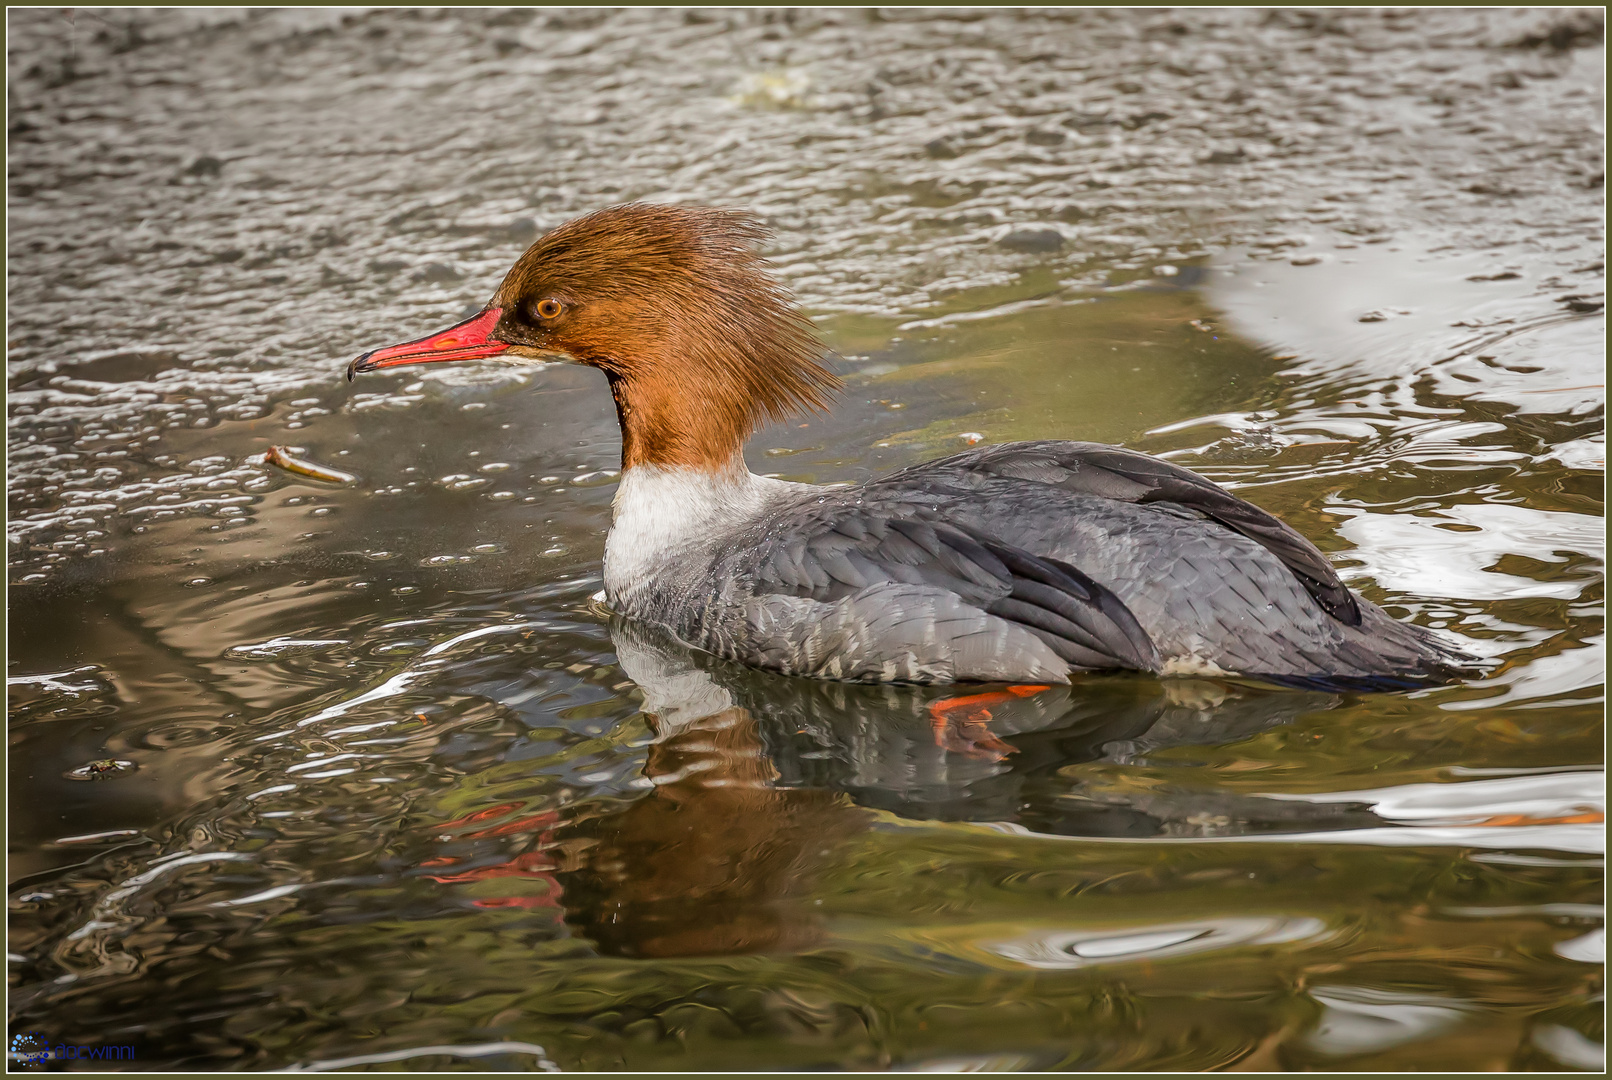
[259,445,358,484]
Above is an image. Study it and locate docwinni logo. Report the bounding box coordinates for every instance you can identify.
[11,1033,136,1065]
[10,1034,50,1067]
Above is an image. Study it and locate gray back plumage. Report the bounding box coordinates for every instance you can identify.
[618,442,1475,688]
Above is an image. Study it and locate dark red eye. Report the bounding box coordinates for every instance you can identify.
[535,298,565,320]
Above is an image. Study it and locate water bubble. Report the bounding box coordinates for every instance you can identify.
[420,554,475,567]
[438,474,491,492]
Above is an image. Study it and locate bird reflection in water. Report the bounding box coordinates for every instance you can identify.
[498,621,1343,960]
[547,622,874,959]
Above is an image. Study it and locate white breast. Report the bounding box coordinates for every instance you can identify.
[603,462,808,606]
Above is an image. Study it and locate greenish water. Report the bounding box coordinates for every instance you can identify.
[10,276,1602,1070]
[8,7,1603,1072]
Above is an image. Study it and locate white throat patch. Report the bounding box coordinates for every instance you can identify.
[603,463,805,605]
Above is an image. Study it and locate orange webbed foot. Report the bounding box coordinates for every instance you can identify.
[927,685,1050,761]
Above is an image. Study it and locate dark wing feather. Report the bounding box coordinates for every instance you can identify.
[977,540,1158,670]
[889,441,1362,627]
[745,499,1158,673]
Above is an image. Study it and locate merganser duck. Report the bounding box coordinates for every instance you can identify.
[348,203,1475,692]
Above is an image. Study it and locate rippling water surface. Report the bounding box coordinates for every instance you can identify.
[8,8,1604,1072]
